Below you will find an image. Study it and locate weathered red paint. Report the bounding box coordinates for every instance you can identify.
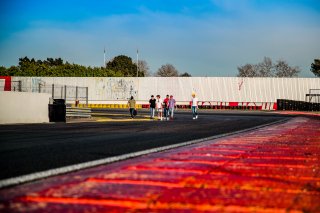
[0,117,319,212]
[0,76,11,91]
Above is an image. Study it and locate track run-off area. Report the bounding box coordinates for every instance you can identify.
[0,109,319,212]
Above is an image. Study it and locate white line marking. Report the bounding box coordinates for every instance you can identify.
[0,118,290,188]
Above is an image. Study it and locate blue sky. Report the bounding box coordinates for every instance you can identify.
[0,0,319,77]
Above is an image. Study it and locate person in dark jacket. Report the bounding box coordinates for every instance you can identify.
[149,95,156,119]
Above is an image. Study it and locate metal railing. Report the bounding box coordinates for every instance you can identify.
[9,82,88,106]
[11,81,22,92]
[66,107,91,118]
[306,89,320,103]
[41,84,88,105]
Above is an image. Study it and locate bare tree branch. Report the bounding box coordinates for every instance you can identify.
[256,57,274,77]
[275,60,300,77]
[156,64,179,77]
[237,57,300,77]
[237,64,257,77]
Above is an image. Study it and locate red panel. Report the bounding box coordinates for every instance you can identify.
[273,102,278,110]
[0,76,11,91]
[229,102,238,107]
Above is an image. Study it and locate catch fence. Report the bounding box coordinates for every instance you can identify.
[10,81,88,105]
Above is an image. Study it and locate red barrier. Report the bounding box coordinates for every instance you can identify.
[229,102,238,107]
[0,76,11,91]
[273,102,278,110]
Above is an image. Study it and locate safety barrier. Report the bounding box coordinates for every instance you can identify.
[79,101,278,111]
[85,103,144,109]
[70,100,320,112]
[66,107,92,118]
[277,99,320,111]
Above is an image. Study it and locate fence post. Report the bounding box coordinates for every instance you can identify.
[64,85,67,101]
[18,81,22,92]
[52,84,54,99]
[76,86,78,101]
[86,87,88,106]
[38,83,41,93]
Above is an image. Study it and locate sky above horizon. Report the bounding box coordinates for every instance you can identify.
[0,0,319,77]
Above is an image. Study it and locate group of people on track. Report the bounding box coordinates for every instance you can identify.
[149,94,176,121]
[127,93,199,120]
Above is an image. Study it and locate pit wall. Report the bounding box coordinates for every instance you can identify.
[10,77,320,110]
[0,92,51,124]
[75,101,277,111]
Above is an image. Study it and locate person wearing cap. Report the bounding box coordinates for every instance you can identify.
[191,93,198,119]
[156,95,163,120]
[163,94,170,121]
[168,95,176,120]
[149,95,156,119]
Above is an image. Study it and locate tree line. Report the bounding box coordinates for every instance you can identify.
[237,57,319,77]
[0,55,318,77]
[0,56,192,77]
[237,57,301,77]
[0,56,138,77]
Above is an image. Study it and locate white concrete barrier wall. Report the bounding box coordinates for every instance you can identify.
[0,79,5,91]
[0,92,51,124]
[12,77,320,103]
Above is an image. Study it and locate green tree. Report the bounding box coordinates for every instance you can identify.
[2,55,145,77]
[18,56,31,67]
[18,56,37,76]
[106,55,138,77]
[180,72,192,77]
[0,66,7,75]
[7,66,21,76]
[311,59,320,77]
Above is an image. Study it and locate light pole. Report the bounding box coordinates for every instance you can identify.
[136,49,139,77]
[104,47,106,68]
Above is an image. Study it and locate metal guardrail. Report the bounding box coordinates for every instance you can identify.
[66,107,91,118]
[305,89,320,103]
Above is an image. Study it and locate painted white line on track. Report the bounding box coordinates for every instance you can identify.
[0,118,290,189]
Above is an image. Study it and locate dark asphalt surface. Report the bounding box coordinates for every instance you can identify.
[0,110,290,180]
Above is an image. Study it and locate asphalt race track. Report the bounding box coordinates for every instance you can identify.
[0,110,290,180]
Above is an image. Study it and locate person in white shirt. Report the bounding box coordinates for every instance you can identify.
[156,95,163,120]
[191,93,198,119]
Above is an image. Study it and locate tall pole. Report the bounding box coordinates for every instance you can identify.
[136,48,139,77]
[104,47,106,68]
